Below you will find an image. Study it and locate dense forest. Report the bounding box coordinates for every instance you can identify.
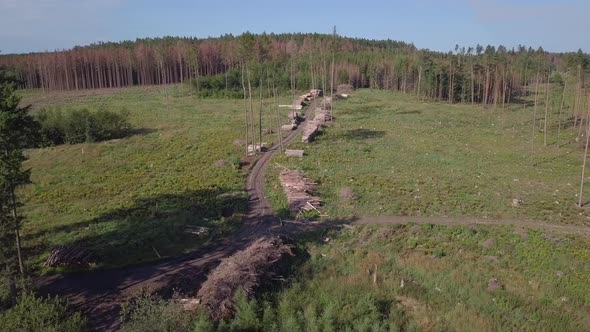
[0,33,589,104]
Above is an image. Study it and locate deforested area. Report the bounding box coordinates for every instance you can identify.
[1,2,589,331]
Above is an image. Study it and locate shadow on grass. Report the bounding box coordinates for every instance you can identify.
[396,110,422,115]
[27,187,249,271]
[38,127,157,148]
[341,128,386,140]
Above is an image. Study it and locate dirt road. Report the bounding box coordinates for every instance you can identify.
[352,216,590,236]
[36,101,315,331]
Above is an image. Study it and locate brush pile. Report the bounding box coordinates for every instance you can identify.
[196,236,295,320]
[279,169,321,214]
[44,245,96,268]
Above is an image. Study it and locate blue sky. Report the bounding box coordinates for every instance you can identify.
[1,0,588,54]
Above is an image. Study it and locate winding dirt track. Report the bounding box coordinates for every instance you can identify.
[36,102,315,331]
[36,99,590,331]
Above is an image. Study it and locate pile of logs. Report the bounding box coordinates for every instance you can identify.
[279,169,321,215]
[44,244,96,268]
[291,89,322,110]
[302,121,321,143]
[282,111,302,131]
[313,108,332,125]
[247,143,268,155]
[302,108,332,143]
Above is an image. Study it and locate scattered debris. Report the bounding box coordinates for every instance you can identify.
[487,278,503,292]
[512,198,524,207]
[179,298,200,311]
[484,255,499,263]
[481,238,496,249]
[196,236,295,320]
[279,169,321,214]
[339,187,357,201]
[44,245,96,268]
[285,149,304,158]
[184,226,210,236]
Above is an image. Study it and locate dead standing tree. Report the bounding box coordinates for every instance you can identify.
[330,26,337,121]
[578,93,590,207]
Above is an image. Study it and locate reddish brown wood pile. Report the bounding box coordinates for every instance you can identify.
[196,236,295,320]
[279,169,321,213]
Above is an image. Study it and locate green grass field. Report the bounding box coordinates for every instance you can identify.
[267,89,590,225]
[254,224,590,331]
[18,85,291,272]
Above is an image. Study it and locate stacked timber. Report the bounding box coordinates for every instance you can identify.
[291,97,305,110]
[302,121,321,143]
[302,108,332,143]
[282,111,302,131]
[292,89,322,110]
[310,89,323,98]
[279,169,321,213]
[44,245,96,268]
[313,108,332,125]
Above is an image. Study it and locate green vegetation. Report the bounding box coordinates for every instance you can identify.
[266,89,590,224]
[262,224,590,331]
[0,293,87,332]
[37,107,131,145]
[18,85,291,272]
[119,224,590,331]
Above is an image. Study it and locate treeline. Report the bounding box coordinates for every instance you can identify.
[1,33,589,104]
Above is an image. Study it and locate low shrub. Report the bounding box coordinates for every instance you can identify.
[0,292,87,332]
[120,293,200,332]
[37,108,131,145]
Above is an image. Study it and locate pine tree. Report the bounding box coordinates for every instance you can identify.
[0,71,40,283]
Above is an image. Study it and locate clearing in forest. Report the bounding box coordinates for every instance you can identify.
[266,89,590,225]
